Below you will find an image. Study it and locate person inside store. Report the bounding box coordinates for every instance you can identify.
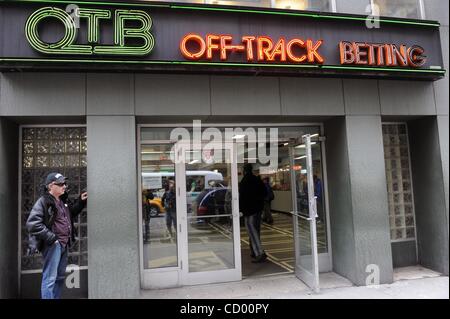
[26,172,87,299]
[262,177,274,225]
[313,174,324,222]
[239,163,268,263]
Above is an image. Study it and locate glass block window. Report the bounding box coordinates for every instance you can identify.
[382,123,416,241]
[21,127,88,271]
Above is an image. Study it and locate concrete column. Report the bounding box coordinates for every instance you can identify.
[87,116,140,298]
[325,116,393,285]
[0,117,19,298]
[408,116,449,275]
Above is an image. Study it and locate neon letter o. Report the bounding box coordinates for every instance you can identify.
[180,34,206,60]
[25,7,77,54]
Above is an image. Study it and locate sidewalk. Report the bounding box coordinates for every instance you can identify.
[140,266,449,299]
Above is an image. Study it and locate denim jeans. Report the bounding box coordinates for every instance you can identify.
[165,210,177,234]
[245,214,264,257]
[262,201,273,223]
[248,211,262,256]
[41,241,68,299]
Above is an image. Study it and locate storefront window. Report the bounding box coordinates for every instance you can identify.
[140,0,334,12]
[382,123,416,241]
[373,0,422,19]
[21,127,88,271]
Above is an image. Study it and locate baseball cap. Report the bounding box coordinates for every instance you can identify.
[45,172,67,186]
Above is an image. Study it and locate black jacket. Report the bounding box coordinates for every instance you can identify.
[239,173,267,217]
[26,192,86,254]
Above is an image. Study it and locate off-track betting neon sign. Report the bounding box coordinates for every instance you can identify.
[24,6,428,69]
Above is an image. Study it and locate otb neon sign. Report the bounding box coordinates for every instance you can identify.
[180,34,325,63]
[25,7,154,56]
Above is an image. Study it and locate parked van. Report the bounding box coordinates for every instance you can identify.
[142,170,223,216]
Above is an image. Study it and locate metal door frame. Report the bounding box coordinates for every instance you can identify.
[288,134,320,293]
[175,141,242,286]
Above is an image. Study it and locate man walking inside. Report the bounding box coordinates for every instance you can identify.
[26,173,87,299]
[239,163,267,263]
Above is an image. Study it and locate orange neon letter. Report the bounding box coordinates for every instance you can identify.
[384,44,393,66]
[339,41,354,64]
[372,44,385,66]
[407,45,426,67]
[391,44,408,67]
[306,39,324,63]
[354,42,368,65]
[242,36,256,61]
[268,38,286,61]
[180,34,206,60]
[206,34,220,59]
[286,39,306,63]
[220,35,234,60]
[257,36,274,61]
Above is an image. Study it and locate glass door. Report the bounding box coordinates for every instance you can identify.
[175,142,241,285]
[289,134,320,293]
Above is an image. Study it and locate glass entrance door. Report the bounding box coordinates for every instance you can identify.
[289,134,320,293]
[175,142,241,285]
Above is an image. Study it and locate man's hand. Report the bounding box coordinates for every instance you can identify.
[81,192,88,201]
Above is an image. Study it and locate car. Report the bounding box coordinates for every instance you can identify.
[191,181,232,224]
[146,197,166,217]
[142,170,224,215]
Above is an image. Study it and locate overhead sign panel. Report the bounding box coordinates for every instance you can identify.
[0,0,445,79]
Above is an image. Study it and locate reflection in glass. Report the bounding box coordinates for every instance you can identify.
[272,0,330,11]
[140,0,333,12]
[141,144,178,269]
[186,148,235,272]
[373,0,421,19]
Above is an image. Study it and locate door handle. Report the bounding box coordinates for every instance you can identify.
[289,211,313,221]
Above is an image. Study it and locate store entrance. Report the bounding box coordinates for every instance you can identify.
[237,133,328,292]
[138,125,330,290]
